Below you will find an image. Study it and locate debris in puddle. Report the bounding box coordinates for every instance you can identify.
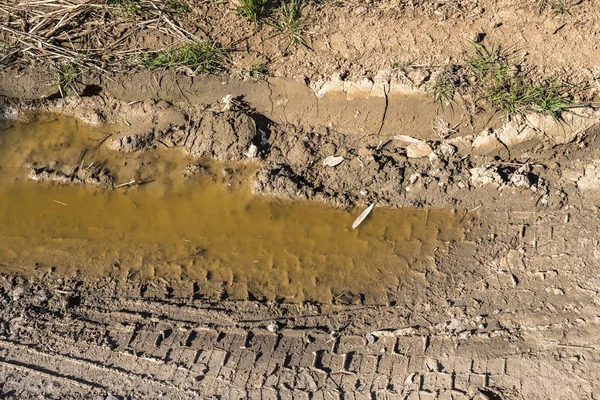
[167,247,206,263]
[322,155,345,167]
[0,262,24,271]
[114,176,151,188]
[53,200,68,206]
[114,178,137,188]
[352,203,375,229]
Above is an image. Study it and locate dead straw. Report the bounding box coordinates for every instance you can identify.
[0,0,196,75]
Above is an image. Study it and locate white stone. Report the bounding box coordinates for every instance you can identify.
[406,142,433,158]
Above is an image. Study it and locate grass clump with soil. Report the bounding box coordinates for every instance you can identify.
[54,62,81,97]
[162,0,189,14]
[140,40,230,73]
[269,0,309,50]
[466,42,583,119]
[235,0,268,27]
[551,0,571,16]
[427,72,457,108]
[435,42,586,120]
[245,62,268,77]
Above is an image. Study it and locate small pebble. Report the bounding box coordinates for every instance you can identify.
[366,333,376,344]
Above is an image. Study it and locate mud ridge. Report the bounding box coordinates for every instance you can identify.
[4,93,600,211]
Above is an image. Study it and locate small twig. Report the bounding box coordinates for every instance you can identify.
[92,133,112,150]
[114,177,154,188]
[156,139,170,148]
[377,83,390,135]
[459,204,482,223]
[553,23,567,35]
[114,178,136,188]
[167,248,206,263]
[555,343,596,350]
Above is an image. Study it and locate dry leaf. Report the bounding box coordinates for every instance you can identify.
[352,203,374,229]
[221,94,233,111]
[394,135,423,144]
[322,156,345,167]
[406,142,433,158]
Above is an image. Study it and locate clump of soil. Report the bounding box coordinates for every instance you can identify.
[180,110,258,161]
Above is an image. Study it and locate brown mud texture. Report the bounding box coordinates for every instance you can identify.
[2,0,600,398]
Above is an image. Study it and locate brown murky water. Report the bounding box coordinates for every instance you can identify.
[0,115,466,302]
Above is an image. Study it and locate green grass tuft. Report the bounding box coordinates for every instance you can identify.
[467,42,511,80]
[246,62,268,77]
[163,0,189,14]
[427,73,457,107]
[389,60,402,71]
[107,0,188,15]
[106,0,138,16]
[465,42,584,119]
[269,0,309,51]
[140,40,230,73]
[489,78,581,119]
[235,0,267,27]
[54,62,80,97]
[389,59,413,73]
[551,0,571,16]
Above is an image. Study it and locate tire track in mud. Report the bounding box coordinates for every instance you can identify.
[1,287,596,399]
[0,358,104,390]
[2,206,600,399]
[0,337,207,398]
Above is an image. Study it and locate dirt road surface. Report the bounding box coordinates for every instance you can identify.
[2,0,600,398]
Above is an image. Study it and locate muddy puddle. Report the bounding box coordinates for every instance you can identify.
[0,115,466,303]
